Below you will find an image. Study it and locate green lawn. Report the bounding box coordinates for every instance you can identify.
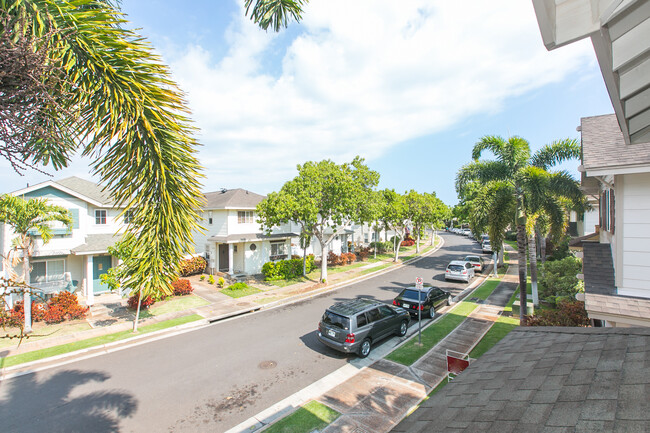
[220,285,263,298]
[386,302,478,366]
[358,263,392,276]
[0,320,92,350]
[0,314,204,368]
[147,295,210,316]
[265,401,340,433]
[471,279,500,300]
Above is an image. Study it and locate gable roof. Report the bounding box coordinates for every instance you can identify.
[11,176,114,207]
[581,114,650,175]
[203,188,265,210]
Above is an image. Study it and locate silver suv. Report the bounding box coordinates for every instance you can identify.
[317,299,410,358]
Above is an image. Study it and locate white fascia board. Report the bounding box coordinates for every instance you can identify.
[586,163,650,176]
[533,0,612,50]
[12,180,105,208]
[71,250,109,256]
[223,207,257,210]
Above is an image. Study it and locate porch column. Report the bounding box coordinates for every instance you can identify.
[228,243,234,274]
[214,244,220,274]
[85,255,94,307]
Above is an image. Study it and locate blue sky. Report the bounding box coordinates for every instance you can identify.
[2,0,614,205]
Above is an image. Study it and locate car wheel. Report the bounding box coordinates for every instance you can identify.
[358,338,372,358]
[447,295,453,306]
[397,320,408,337]
[428,307,435,319]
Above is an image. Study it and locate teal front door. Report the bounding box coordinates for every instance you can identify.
[93,256,112,293]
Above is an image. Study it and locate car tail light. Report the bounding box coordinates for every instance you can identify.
[393,300,397,305]
[462,271,467,274]
[318,322,322,332]
[345,333,355,343]
[418,305,424,310]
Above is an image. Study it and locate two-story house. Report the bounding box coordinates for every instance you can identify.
[1,177,123,306]
[193,188,300,276]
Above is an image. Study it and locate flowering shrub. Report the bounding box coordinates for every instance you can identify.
[341,252,356,264]
[3,293,88,325]
[179,256,207,277]
[526,299,589,327]
[127,294,156,310]
[327,252,356,266]
[172,279,193,296]
[357,248,370,261]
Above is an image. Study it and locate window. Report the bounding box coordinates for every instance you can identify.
[600,188,615,233]
[30,259,65,283]
[124,210,134,224]
[366,308,381,323]
[271,241,286,257]
[238,211,254,224]
[95,209,107,225]
[208,211,213,225]
[356,313,368,327]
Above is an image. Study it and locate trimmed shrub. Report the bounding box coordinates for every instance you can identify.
[262,255,315,280]
[127,294,156,310]
[207,275,215,285]
[47,292,88,321]
[526,299,589,327]
[227,282,249,290]
[539,255,582,305]
[199,275,205,281]
[218,277,225,288]
[4,294,87,325]
[179,256,207,277]
[400,239,415,247]
[172,279,193,296]
[357,248,370,261]
[341,252,356,264]
[370,241,391,253]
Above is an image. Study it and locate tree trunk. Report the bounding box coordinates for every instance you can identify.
[320,242,328,283]
[393,233,401,262]
[528,233,539,306]
[539,234,547,264]
[302,247,307,277]
[415,229,420,254]
[516,223,528,325]
[133,289,142,332]
[22,249,32,333]
[374,227,378,259]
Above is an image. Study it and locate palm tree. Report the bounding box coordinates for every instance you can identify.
[0,195,72,333]
[2,1,204,308]
[456,136,583,324]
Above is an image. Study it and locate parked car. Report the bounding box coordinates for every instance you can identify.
[392,285,452,318]
[445,260,475,283]
[461,229,471,236]
[464,255,484,273]
[317,299,410,358]
[482,241,492,254]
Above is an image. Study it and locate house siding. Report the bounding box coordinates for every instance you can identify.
[620,172,650,298]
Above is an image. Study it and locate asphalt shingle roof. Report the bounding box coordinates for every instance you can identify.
[583,242,616,296]
[203,188,265,209]
[392,327,650,432]
[71,233,120,254]
[581,114,650,172]
[55,176,113,206]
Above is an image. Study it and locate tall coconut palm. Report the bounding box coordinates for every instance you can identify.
[2,1,204,311]
[0,195,72,333]
[456,136,583,324]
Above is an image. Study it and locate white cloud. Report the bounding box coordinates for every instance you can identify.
[165,0,595,193]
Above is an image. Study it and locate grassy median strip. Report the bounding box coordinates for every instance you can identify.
[0,314,204,369]
[265,400,340,433]
[385,301,478,366]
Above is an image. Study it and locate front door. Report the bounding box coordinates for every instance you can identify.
[93,256,112,293]
[218,244,229,272]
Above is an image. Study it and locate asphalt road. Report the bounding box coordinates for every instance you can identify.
[0,233,484,432]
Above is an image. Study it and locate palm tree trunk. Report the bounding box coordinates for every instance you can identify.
[539,234,547,264]
[133,290,142,332]
[528,233,539,306]
[22,249,32,333]
[516,222,528,325]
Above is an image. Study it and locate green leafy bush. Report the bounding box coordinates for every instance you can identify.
[370,241,392,253]
[207,275,215,285]
[548,235,571,261]
[179,256,207,276]
[227,282,249,290]
[539,255,582,305]
[262,255,315,280]
[199,275,205,281]
[218,277,225,287]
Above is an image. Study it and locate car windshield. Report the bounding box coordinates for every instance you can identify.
[321,311,350,330]
[400,289,425,300]
[465,257,479,262]
[448,265,464,272]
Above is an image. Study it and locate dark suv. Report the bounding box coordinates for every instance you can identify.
[392,285,451,318]
[317,299,410,358]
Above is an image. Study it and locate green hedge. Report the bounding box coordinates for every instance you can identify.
[262,255,315,280]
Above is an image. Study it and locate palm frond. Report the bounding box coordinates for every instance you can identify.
[455,160,511,194]
[531,138,580,170]
[244,0,306,32]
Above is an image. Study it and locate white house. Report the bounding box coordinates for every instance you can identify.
[194,188,299,276]
[1,177,123,305]
[534,0,650,326]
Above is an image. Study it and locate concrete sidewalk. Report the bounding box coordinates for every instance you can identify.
[227,247,519,433]
[0,242,442,364]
